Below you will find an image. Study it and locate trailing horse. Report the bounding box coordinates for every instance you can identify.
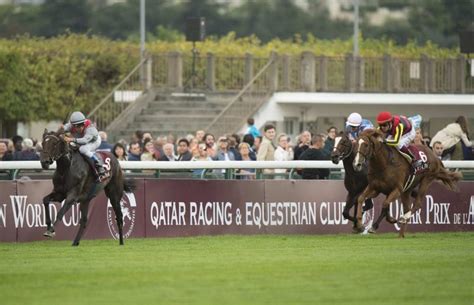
[330,133,375,231]
[40,129,135,246]
[352,129,462,237]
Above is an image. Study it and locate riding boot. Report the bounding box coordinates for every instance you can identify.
[90,154,106,180]
[399,146,417,173]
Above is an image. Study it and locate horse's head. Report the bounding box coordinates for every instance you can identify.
[331,133,353,164]
[40,129,68,169]
[352,129,384,172]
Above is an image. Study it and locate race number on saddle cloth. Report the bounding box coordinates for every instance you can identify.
[63,111,107,181]
[345,112,374,141]
[376,112,427,174]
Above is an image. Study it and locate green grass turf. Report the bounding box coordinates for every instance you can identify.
[0,233,472,305]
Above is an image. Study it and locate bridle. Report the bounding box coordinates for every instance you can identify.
[43,134,69,162]
[334,136,353,161]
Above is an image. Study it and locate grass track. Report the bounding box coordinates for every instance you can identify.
[0,233,473,305]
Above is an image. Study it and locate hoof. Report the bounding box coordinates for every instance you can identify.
[72,242,79,247]
[368,226,377,234]
[352,226,360,234]
[386,216,397,224]
[399,216,408,224]
[43,231,55,238]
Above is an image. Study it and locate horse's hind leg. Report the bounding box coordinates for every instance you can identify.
[398,192,411,238]
[106,188,124,245]
[72,201,90,247]
[42,192,65,237]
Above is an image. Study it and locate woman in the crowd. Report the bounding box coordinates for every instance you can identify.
[430,116,472,160]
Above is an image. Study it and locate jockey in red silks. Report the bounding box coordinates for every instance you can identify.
[376,111,425,171]
[63,111,106,180]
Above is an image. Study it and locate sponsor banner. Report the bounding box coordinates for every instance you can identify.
[1,180,146,242]
[145,179,266,237]
[0,181,18,242]
[1,179,473,242]
[376,181,474,233]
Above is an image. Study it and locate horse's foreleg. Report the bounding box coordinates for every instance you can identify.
[343,193,356,223]
[72,201,90,247]
[382,189,401,225]
[42,192,65,237]
[355,187,378,232]
[53,194,77,227]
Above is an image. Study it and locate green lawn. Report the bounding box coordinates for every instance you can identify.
[0,233,472,305]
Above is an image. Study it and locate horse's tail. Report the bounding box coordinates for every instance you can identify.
[123,179,136,193]
[436,161,463,191]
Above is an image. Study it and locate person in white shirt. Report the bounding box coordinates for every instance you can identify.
[274,133,294,177]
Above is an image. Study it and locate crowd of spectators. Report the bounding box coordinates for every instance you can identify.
[1,116,472,179]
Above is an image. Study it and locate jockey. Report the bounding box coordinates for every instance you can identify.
[63,111,106,180]
[376,111,424,170]
[345,112,373,141]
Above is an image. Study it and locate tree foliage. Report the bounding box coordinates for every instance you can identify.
[0,0,472,48]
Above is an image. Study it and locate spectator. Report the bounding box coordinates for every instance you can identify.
[15,138,39,160]
[254,136,263,153]
[141,139,157,161]
[257,124,276,175]
[274,133,294,177]
[430,116,472,160]
[432,141,444,160]
[2,139,14,161]
[298,135,330,180]
[228,134,241,160]
[159,143,176,161]
[242,134,257,160]
[132,130,144,148]
[127,141,142,161]
[324,126,337,153]
[413,128,424,146]
[0,141,8,160]
[204,133,217,159]
[189,138,199,158]
[195,130,205,142]
[113,142,128,161]
[237,142,255,180]
[191,142,214,177]
[293,130,311,160]
[216,137,236,161]
[246,118,261,139]
[97,131,113,152]
[176,138,193,161]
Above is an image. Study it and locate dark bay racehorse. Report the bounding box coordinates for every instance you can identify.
[330,133,376,231]
[352,129,462,237]
[40,129,135,246]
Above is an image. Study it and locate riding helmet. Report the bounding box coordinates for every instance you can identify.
[376,112,392,124]
[347,112,362,126]
[70,111,86,125]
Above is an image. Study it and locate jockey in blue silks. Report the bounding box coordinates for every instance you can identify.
[345,112,374,142]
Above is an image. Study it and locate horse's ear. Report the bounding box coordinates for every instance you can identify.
[43,128,48,137]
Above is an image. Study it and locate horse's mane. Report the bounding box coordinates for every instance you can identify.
[359,128,384,140]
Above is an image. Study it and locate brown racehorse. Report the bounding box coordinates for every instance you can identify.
[352,129,462,237]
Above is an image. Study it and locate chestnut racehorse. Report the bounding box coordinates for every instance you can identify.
[352,129,461,237]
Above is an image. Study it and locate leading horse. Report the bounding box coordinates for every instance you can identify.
[40,129,135,246]
[352,129,462,237]
[330,133,377,231]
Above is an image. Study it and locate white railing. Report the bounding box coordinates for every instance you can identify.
[1,160,473,170]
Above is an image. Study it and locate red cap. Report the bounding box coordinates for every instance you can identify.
[377,112,392,124]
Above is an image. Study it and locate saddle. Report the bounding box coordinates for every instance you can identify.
[399,145,429,175]
[83,152,112,183]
